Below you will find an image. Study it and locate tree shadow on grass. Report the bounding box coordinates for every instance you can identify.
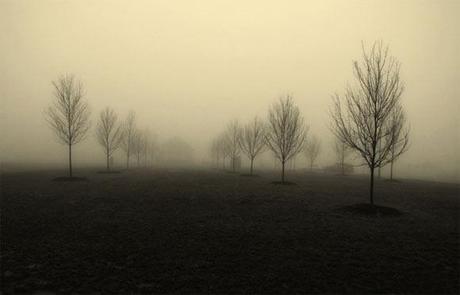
[338,203,403,217]
[52,176,87,182]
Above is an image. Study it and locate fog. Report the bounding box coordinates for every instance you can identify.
[1,0,459,182]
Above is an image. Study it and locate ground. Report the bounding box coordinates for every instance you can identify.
[1,168,459,294]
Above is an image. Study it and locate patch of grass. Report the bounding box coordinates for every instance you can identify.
[271,180,297,185]
[2,169,458,294]
[97,170,122,174]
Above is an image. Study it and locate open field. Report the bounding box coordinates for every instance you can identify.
[1,168,459,293]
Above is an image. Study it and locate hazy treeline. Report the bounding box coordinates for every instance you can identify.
[44,78,195,175]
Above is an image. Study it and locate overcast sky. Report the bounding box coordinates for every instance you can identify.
[1,0,459,182]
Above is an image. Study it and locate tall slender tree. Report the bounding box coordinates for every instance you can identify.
[120,111,136,169]
[95,107,123,171]
[333,139,349,175]
[45,74,91,177]
[330,41,409,204]
[224,120,241,172]
[238,117,266,175]
[265,95,307,183]
[304,135,321,171]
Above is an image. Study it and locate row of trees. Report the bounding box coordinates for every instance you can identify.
[211,96,309,182]
[45,76,157,175]
[46,41,409,205]
[210,41,409,204]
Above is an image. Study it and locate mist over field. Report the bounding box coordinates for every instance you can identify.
[1,0,459,181]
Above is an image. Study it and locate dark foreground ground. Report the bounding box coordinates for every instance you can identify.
[1,168,459,294]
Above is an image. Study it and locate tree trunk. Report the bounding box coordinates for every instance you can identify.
[390,160,394,181]
[250,158,254,175]
[281,161,285,183]
[390,147,395,181]
[68,143,72,178]
[370,166,375,205]
[106,153,110,171]
[340,151,345,175]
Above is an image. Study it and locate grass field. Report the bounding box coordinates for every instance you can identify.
[1,168,459,293]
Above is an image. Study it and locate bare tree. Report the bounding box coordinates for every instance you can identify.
[333,139,349,175]
[224,120,241,172]
[95,107,123,171]
[120,111,136,169]
[265,95,307,183]
[388,106,409,180]
[219,133,231,169]
[238,117,266,175]
[45,74,91,177]
[210,137,223,168]
[330,41,409,205]
[131,129,144,167]
[304,135,321,171]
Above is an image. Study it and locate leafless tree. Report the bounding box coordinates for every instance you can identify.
[131,129,144,167]
[388,106,409,180]
[120,111,136,169]
[265,95,307,183]
[238,117,266,175]
[330,41,409,205]
[45,74,91,177]
[219,133,231,169]
[147,133,158,167]
[210,137,223,168]
[224,120,241,172]
[304,135,321,171]
[95,107,123,171]
[140,129,152,167]
[333,139,349,175]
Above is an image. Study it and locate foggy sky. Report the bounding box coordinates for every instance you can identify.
[1,0,459,182]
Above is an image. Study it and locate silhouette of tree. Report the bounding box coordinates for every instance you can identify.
[45,74,91,177]
[333,139,350,175]
[330,41,409,204]
[96,107,123,171]
[210,137,223,168]
[238,117,266,175]
[120,111,136,169]
[304,135,321,171]
[218,132,231,169]
[140,129,152,167]
[224,120,241,172]
[131,129,144,167]
[265,95,307,183]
